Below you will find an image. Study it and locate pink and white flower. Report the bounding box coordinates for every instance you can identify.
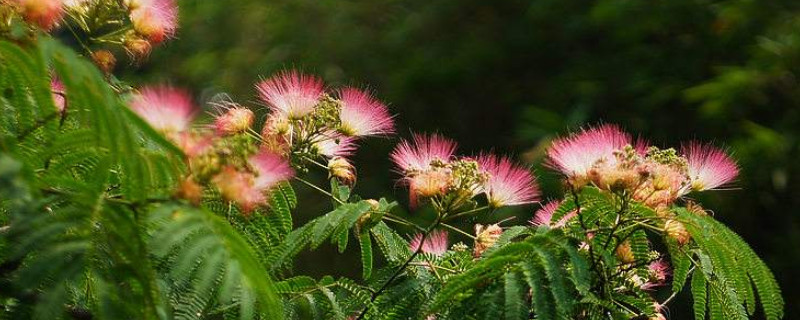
[130,85,196,133]
[681,142,738,193]
[390,133,457,173]
[313,131,357,158]
[477,154,540,207]
[212,167,264,214]
[14,0,64,31]
[530,200,576,228]
[409,229,449,256]
[641,259,672,290]
[213,106,254,135]
[51,78,66,114]
[337,87,394,137]
[129,0,178,44]
[546,124,632,182]
[249,149,295,191]
[256,70,324,119]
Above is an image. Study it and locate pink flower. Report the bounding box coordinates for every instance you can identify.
[409,230,449,256]
[390,133,457,173]
[173,132,213,158]
[212,167,264,214]
[477,154,540,207]
[130,86,196,133]
[51,78,66,114]
[546,124,632,181]
[313,131,357,158]
[641,259,672,290]
[337,87,394,137]
[213,106,254,136]
[129,0,178,44]
[248,150,295,191]
[530,200,576,228]
[14,0,64,31]
[681,142,738,193]
[256,70,324,119]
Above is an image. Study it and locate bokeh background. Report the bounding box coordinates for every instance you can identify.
[121,0,799,318]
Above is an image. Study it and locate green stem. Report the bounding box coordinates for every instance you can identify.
[440,222,476,240]
[294,176,344,205]
[443,205,489,221]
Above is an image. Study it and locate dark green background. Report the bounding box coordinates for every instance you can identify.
[122,1,800,318]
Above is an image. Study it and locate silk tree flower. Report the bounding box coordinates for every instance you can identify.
[530,200,576,228]
[477,154,540,207]
[129,0,178,44]
[681,142,738,193]
[546,124,632,185]
[212,167,264,213]
[256,70,324,120]
[313,131,357,158]
[51,78,66,114]
[130,86,196,134]
[337,87,394,137]
[249,150,295,191]
[390,133,458,173]
[409,229,449,256]
[14,0,64,31]
[473,223,503,258]
[173,132,213,158]
[641,259,672,291]
[213,106,254,136]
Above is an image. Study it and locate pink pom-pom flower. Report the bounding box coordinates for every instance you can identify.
[129,0,178,44]
[212,106,254,136]
[681,142,739,193]
[409,230,449,256]
[390,133,457,173]
[256,70,324,120]
[51,78,66,114]
[212,167,264,214]
[530,200,577,228]
[546,124,632,182]
[313,131,357,158]
[130,85,196,133]
[249,150,295,192]
[477,153,540,207]
[337,87,394,137]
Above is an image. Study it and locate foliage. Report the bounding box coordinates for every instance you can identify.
[0,5,786,320]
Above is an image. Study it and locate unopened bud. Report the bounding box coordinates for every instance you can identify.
[91,50,116,74]
[125,38,152,61]
[328,157,356,186]
[473,224,502,258]
[616,241,635,264]
[664,220,691,245]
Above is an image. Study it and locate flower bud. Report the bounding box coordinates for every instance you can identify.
[328,157,356,186]
[91,50,116,74]
[175,177,203,205]
[664,219,691,245]
[615,241,635,264]
[213,107,254,135]
[124,37,153,61]
[15,0,64,31]
[473,223,502,258]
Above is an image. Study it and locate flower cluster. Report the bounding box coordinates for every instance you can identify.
[3,0,179,65]
[128,84,292,213]
[128,70,396,213]
[540,124,738,236]
[257,70,395,185]
[390,134,540,210]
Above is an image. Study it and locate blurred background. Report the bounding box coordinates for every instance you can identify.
[121,0,799,318]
